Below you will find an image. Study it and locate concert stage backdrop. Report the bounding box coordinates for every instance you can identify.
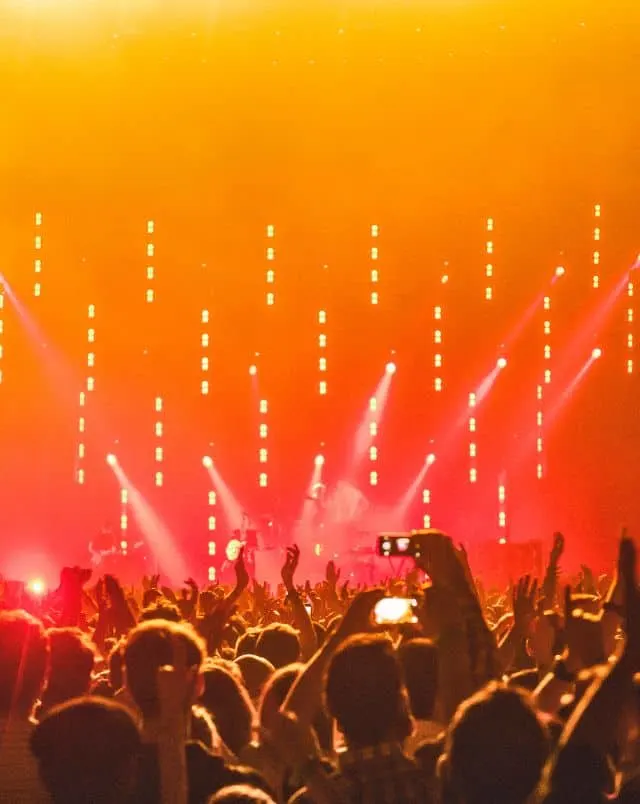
[0,0,638,583]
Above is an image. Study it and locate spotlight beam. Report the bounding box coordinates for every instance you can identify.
[107,462,189,584]
[204,460,245,530]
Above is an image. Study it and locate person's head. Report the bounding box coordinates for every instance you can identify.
[124,620,205,720]
[0,610,49,717]
[42,628,96,709]
[142,587,163,608]
[200,665,255,756]
[235,627,260,658]
[258,663,303,732]
[199,589,216,617]
[138,600,183,623]
[31,697,141,804]
[440,682,549,804]
[255,624,300,669]
[210,786,276,804]
[235,654,274,701]
[541,743,614,804]
[398,638,438,721]
[325,634,412,749]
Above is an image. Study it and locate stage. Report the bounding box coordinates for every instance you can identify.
[0,0,639,586]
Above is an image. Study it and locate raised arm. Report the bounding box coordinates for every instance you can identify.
[556,536,639,761]
[281,545,317,661]
[283,589,384,729]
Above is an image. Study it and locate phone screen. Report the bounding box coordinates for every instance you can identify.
[377,534,414,557]
[373,597,418,625]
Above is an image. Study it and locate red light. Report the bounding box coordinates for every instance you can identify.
[592,348,603,359]
[106,454,117,467]
[315,454,325,467]
[203,456,213,469]
[426,453,436,466]
[386,362,397,375]
[497,357,508,369]
[555,266,566,277]
[249,365,257,377]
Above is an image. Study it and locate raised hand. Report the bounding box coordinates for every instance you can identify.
[281,544,300,592]
[551,531,565,562]
[512,575,538,637]
[336,588,385,640]
[340,579,350,602]
[157,633,193,725]
[414,531,470,597]
[253,579,269,610]
[104,573,127,605]
[564,586,605,671]
[619,534,640,665]
[234,546,250,592]
[325,560,341,589]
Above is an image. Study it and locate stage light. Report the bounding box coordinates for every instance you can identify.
[555,266,566,277]
[497,357,508,369]
[441,274,449,284]
[386,362,397,375]
[203,456,213,469]
[592,347,603,359]
[27,579,46,597]
[315,454,325,467]
[106,454,117,467]
[120,540,128,550]
[249,365,257,376]
[426,453,436,466]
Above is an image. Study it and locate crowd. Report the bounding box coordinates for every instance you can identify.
[2,530,640,804]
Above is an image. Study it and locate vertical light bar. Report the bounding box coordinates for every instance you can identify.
[77,303,96,484]
[318,309,327,396]
[259,394,268,489]
[370,224,379,305]
[207,486,217,538]
[146,220,155,303]
[369,395,378,487]
[154,396,164,487]
[206,461,217,582]
[468,392,477,484]
[535,383,544,479]
[434,292,444,392]
[201,308,210,395]
[266,224,276,307]
[34,211,43,298]
[485,217,494,301]
[120,487,129,537]
[538,281,555,478]
[592,204,601,289]
[498,477,507,543]
[627,273,635,375]
[422,486,431,529]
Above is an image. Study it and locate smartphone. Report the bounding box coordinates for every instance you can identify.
[373,597,418,625]
[304,603,312,616]
[377,529,446,559]
[377,533,419,558]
